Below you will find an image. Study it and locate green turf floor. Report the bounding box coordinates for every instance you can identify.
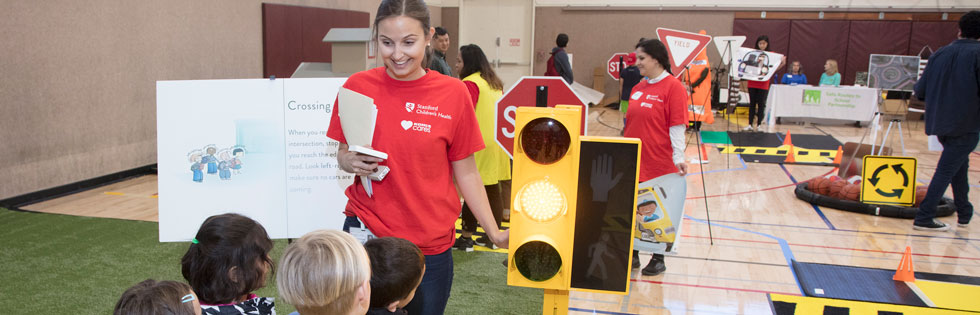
[0,208,541,314]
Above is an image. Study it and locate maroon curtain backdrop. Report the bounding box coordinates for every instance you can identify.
[788,20,850,86]
[262,4,370,78]
[732,19,791,55]
[909,21,960,59]
[845,21,912,85]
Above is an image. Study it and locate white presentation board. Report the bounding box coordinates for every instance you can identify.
[732,47,784,82]
[157,78,353,241]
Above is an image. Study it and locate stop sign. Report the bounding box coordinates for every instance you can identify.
[607,53,629,80]
[495,76,588,158]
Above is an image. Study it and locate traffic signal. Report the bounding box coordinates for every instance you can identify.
[507,105,582,290]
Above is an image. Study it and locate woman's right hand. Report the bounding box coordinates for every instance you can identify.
[337,144,383,176]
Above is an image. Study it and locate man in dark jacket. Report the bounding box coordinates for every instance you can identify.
[551,33,574,84]
[429,26,453,77]
[912,10,980,231]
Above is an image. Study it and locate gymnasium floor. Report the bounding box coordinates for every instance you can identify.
[18,106,980,314]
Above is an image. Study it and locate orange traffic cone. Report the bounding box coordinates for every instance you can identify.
[893,246,915,282]
[784,145,796,163]
[783,131,793,146]
[833,146,843,165]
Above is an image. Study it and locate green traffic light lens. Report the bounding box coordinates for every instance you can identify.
[513,241,562,282]
[520,118,570,165]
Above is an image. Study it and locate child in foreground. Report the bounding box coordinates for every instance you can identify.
[364,237,426,315]
[114,279,201,315]
[277,230,372,315]
[181,213,276,314]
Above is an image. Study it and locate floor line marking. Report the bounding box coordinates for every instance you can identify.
[686,154,748,177]
[630,278,801,296]
[687,167,836,200]
[670,254,789,268]
[652,269,799,287]
[682,240,973,268]
[684,215,804,294]
[780,163,836,230]
[568,307,637,315]
[681,234,980,261]
[683,217,980,242]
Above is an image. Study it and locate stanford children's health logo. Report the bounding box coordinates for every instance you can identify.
[405,102,415,112]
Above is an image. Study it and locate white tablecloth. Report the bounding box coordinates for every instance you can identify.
[764,84,879,132]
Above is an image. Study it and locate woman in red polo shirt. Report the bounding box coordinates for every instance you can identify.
[325,1,508,314]
[623,39,688,276]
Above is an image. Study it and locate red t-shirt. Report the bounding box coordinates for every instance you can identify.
[326,67,485,255]
[746,78,771,90]
[623,75,688,181]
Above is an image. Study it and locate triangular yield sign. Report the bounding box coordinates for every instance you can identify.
[656,28,712,77]
[712,36,746,67]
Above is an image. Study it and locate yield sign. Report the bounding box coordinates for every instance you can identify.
[495,76,588,158]
[656,28,712,77]
[860,155,917,206]
[712,36,746,67]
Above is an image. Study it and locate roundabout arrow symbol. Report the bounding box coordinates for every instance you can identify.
[892,164,908,186]
[867,164,888,186]
[875,188,904,198]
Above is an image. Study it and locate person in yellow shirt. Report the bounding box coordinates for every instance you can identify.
[453,44,512,250]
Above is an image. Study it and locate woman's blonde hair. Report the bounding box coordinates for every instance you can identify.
[277,230,370,315]
[825,59,839,75]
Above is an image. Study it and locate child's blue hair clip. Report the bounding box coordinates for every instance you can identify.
[191,238,199,244]
[181,293,195,304]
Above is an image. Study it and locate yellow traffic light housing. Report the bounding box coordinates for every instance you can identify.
[507,105,582,290]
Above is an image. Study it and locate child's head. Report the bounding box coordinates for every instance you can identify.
[364,237,425,312]
[277,230,371,315]
[181,213,274,305]
[114,279,201,315]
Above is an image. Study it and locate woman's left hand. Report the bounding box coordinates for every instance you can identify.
[488,229,510,249]
[676,162,688,175]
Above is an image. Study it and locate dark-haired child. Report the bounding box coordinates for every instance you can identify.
[364,237,425,315]
[114,279,201,315]
[181,213,275,315]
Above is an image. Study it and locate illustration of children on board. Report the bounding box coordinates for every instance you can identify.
[231,147,245,174]
[187,145,245,183]
[217,149,232,180]
[203,145,218,174]
[188,150,205,183]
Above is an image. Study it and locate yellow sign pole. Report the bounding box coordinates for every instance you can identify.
[542,289,569,315]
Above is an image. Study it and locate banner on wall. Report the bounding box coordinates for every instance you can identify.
[157,78,353,242]
[732,47,784,82]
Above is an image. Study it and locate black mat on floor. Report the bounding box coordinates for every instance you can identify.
[792,260,980,306]
[727,132,842,165]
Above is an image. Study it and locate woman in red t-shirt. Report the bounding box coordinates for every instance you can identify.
[326,1,508,314]
[623,39,689,277]
[744,35,773,132]
[742,35,786,131]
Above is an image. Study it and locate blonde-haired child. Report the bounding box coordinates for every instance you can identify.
[277,230,371,315]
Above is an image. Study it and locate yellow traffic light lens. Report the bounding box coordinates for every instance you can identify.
[516,179,566,222]
[513,241,562,281]
[520,118,570,164]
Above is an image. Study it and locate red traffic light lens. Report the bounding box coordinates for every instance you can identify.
[520,118,570,165]
[513,241,562,282]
